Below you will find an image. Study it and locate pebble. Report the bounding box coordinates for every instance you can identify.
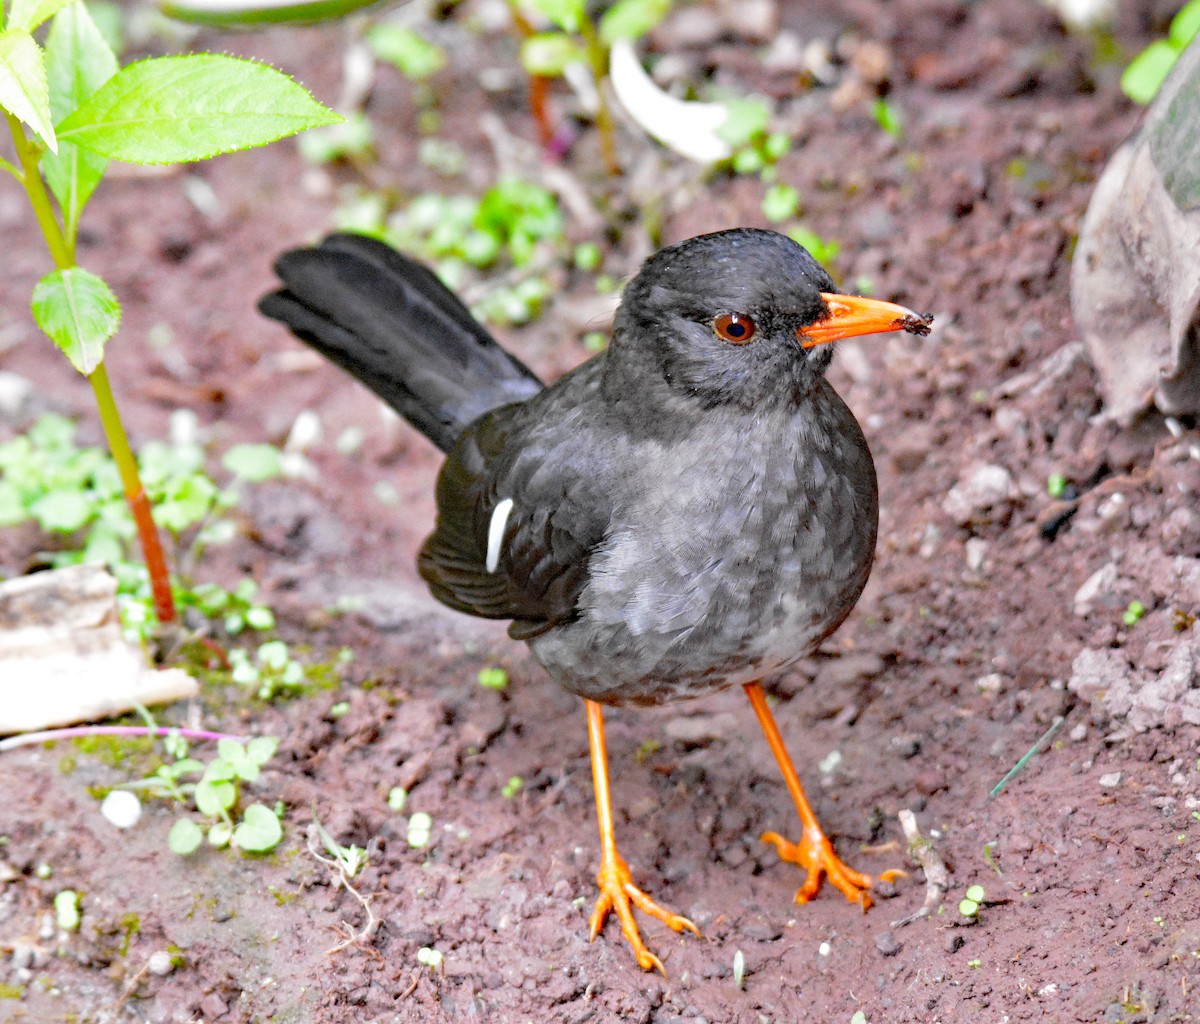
[148,950,176,976]
[874,931,901,956]
[944,933,966,953]
[100,790,142,830]
[975,673,1006,694]
[1072,563,1120,617]
[1098,771,1122,788]
[942,463,1018,522]
[964,538,989,572]
[0,371,33,419]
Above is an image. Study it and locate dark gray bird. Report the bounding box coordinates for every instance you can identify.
[261,228,929,972]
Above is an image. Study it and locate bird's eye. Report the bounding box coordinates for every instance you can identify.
[713,312,756,345]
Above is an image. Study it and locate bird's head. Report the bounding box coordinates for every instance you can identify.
[609,228,931,409]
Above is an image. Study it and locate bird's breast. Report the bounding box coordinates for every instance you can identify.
[528,384,878,705]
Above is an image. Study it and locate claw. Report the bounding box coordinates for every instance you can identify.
[761,828,884,908]
[590,849,700,974]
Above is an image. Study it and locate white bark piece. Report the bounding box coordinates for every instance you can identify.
[0,564,197,735]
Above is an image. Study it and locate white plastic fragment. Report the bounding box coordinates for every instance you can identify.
[100,790,143,830]
[608,39,732,163]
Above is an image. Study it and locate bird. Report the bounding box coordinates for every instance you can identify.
[260,227,930,973]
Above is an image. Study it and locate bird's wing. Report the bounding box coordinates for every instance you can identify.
[417,370,613,640]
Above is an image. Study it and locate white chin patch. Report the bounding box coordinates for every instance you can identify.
[486,498,514,573]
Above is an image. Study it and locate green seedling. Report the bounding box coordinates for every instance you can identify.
[1122,1,1200,103]
[0,0,338,628]
[761,183,801,223]
[787,227,841,269]
[54,889,81,931]
[387,786,408,812]
[513,0,673,173]
[121,729,282,855]
[0,415,285,643]
[501,775,524,798]
[719,97,789,179]
[1123,600,1147,626]
[872,97,904,139]
[307,813,379,951]
[367,23,446,82]
[416,945,444,972]
[229,641,307,700]
[478,666,510,691]
[958,883,986,918]
[407,811,434,848]
[1046,472,1068,498]
[732,948,745,989]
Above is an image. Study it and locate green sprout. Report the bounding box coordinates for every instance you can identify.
[407,811,434,848]
[387,787,408,812]
[1046,472,1068,498]
[478,666,510,691]
[787,227,841,268]
[1122,1,1200,103]
[958,883,986,918]
[1123,600,1147,626]
[514,0,674,174]
[501,776,524,798]
[54,889,81,931]
[871,98,903,138]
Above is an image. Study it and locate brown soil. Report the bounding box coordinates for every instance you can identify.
[3,2,1200,1022]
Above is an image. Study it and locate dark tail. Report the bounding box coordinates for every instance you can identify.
[258,233,544,453]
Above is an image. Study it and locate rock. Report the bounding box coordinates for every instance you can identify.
[0,371,33,420]
[1073,562,1120,617]
[1098,771,1122,788]
[965,538,989,572]
[874,931,902,956]
[942,463,1018,522]
[1069,637,1200,732]
[1071,37,1200,422]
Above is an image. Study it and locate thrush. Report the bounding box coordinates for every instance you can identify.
[260,228,930,973]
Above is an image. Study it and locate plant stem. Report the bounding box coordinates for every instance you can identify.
[6,113,177,624]
[90,364,177,623]
[579,21,621,176]
[0,725,247,753]
[6,112,74,268]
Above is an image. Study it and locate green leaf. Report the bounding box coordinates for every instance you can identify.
[30,488,92,531]
[1121,39,1179,105]
[57,53,341,164]
[0,28,57,151]
[194,777,236,815]
[31,267,120,374]
[366,25,446,81]
[168,817,204,855]
[715,96,769,148]
[599,0,672,44]
[221,443,282,482]
[524,0,585,34]
[232,802,283,852]
[246,736,278,765]
[519,32,585,76]
[10,0,75,31]
[42,1,118,238]
[1169,0,1200,49]
[761,182,800,223]
[158,0,381,29]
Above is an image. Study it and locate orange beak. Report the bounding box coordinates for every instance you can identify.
[798,293,933,348]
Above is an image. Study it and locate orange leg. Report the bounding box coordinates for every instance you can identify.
[744,682,904,910]
[585,699,700,973]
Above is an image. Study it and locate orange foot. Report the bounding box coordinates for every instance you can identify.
[590,849,701,974]
[761,827,906,910]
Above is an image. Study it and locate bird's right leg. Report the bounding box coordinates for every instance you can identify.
[585,699,700,974]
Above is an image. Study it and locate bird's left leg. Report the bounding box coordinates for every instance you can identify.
[743,682,904,909]
[585,699,700,974]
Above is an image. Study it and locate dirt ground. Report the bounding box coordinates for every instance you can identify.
[3,0,1200,1021]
